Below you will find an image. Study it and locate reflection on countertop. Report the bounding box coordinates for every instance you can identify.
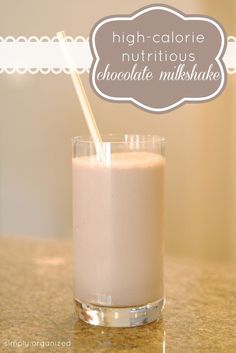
[0,236,235,353]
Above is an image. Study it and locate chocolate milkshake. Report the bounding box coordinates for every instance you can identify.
[72,135,165,327]
[73,150,165,299]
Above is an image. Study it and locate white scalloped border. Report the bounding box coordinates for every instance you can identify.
[226,36,236,74]
[0,36,90,74]
[0,35,235,74]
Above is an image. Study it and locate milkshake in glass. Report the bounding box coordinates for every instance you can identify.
[72,134,165,327]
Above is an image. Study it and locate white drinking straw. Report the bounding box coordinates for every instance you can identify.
[57,31,105,162]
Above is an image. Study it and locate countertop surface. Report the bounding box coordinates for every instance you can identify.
[0,237,235,353]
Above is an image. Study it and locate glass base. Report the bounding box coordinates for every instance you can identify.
[74,297,164,327]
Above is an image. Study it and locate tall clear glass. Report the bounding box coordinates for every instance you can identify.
[72,134,166,327]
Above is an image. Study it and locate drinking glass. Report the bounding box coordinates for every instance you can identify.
[72,134,165,327]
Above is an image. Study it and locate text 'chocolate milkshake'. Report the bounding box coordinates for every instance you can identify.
[73,151,165,307]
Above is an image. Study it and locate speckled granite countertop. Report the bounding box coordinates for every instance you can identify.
[0,237,235,353]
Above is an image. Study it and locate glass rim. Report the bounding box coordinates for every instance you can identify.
[72,133,166,145]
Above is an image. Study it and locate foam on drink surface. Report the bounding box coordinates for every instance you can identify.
[73,151,165,168]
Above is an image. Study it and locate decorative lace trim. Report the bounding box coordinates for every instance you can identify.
[0,35,235,74]
[0,36,90,74]
[226,36,236,74]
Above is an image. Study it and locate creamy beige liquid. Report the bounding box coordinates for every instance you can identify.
[73,152,165,307]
